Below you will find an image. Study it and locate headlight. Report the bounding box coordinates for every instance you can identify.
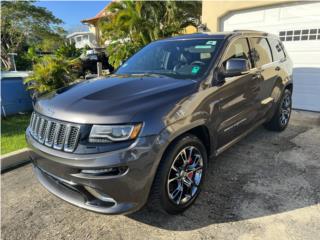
[89,123,142,143]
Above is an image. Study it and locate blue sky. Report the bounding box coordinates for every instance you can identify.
[35,1,109,32]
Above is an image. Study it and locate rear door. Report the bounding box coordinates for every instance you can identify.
[215,37,260,148]
[248,37,278,118]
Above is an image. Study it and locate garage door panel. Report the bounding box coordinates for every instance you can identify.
[224,10,265,24]
[221,2,320,111]
[289,53,320,66]
[280,3,320,20]
[293,68,320,111]
[292,93,320,112]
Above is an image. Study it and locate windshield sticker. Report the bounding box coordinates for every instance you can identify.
[191,66,200,74]
[122,63,128,68]
[206,40,217,45]
[195,45,212,49]
[200,52,211,59]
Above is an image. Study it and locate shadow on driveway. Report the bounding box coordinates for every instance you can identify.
[128,125,320,231]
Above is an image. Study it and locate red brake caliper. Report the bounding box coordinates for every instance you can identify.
[187,156,194,179]
[187,172,194,179]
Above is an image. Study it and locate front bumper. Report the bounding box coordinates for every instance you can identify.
[26,129,160,214]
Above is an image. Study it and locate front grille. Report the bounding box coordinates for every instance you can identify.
[29,112,80,152]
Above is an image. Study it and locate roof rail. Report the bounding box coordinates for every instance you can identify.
[233,30,265,33]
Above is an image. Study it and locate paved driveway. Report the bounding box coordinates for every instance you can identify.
[2,112,320,240]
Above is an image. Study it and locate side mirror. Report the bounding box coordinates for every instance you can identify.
[224,58,250,77]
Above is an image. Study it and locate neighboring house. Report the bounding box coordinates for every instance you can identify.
[81,3,198,48]
[81,4,111,48]
[201,0,320,112]
[66,32,98,49]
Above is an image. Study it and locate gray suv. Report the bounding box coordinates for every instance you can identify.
[27,31,293,214]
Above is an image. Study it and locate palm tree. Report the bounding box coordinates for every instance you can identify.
[99,1,202,68]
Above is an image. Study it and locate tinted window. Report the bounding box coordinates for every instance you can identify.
[116,39,223,79]
[222,38,251,68]
[268,38,286,61]
[250,38,272,67]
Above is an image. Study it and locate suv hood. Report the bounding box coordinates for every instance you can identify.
[34,75,197,124]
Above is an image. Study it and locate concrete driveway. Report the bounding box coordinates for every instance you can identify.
[2,111,320,240]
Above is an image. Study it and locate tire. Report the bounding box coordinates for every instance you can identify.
[264,89,292,131]
[148,134,208,214]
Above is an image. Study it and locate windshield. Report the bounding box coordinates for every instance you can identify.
[116,39,223,79]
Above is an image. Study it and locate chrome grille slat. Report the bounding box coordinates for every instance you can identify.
[29,112,80,152]
[30,112,35,134]
[34,116,41,139]
[64,126,80,152]
[53,124,66,150]
[31,114,38,134]
[44,121,53,146]
[38,118,47,143]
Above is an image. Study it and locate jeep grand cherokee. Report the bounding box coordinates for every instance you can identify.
[27,30,293,214]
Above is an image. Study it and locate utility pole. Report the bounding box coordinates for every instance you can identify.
[8,53,18,71]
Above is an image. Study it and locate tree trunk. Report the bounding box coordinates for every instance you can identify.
[1,56,12,71]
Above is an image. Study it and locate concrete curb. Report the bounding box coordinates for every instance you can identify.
[1,148,36,173]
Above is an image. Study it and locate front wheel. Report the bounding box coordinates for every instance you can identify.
[148,134,208,214]
[264,89,292,131]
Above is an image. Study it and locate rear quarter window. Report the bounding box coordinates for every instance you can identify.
[268,38,286,61]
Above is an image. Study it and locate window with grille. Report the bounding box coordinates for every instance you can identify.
[279,29,320,41]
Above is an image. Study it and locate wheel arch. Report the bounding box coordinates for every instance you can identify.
[285,82,293,93]
[158,122,212,165]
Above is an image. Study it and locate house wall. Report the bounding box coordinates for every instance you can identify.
[183,25,198,34]
[202,0,294,32]
[88,25,97,35]
[67,33,97,49]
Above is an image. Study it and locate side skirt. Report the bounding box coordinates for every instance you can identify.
[214,118,266,157]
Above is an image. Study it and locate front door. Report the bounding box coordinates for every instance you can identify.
[214,38,260,149]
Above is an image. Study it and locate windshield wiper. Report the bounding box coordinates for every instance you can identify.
[142,71,178,77]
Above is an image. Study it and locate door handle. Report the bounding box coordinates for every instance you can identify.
[275,66,281,71]
[253,73,262,80]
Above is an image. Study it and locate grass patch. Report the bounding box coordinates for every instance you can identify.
[1,113,31,155]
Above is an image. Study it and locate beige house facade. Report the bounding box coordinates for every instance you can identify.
[201,0,293,32]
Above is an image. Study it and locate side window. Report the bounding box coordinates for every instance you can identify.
[222,38,251,68]
[268,38,286,61]
[250,38,273,67]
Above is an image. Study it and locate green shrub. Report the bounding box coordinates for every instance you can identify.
[55,42,81,59]
[24,55,77,96]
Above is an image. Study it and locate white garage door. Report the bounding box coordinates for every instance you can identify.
[221,2,320,112]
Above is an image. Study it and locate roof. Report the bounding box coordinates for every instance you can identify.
[162,30,274,41]
[81,3,112,25]
[66,31,94,39]
[160,32,232,41]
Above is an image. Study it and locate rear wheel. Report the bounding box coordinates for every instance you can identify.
[148,134,207,214]
[264,89,292,131]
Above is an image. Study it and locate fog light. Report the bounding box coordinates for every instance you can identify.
[81,167,127,176]
[81,168,114,175]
